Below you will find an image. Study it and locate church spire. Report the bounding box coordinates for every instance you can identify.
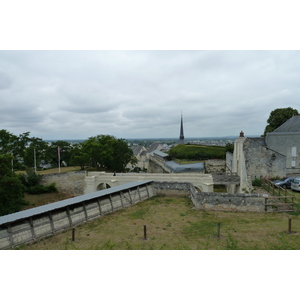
[179,113,185,143]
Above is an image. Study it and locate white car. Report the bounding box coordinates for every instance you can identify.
[291,178,300,192]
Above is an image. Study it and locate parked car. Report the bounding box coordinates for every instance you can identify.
[272,177,295,189]
[291,178,300,192]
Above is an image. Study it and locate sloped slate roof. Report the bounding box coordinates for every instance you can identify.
[147,143,162,153]
[164,161,204,173]
[272,115,300,133]
[132,146,144,156]
[150,149,169,158]
[0,181,153,226]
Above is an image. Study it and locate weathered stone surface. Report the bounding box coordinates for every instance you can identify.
[40,172,86,196]
[205,159,226,173]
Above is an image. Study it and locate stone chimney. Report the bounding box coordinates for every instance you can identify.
[239,131,244,137]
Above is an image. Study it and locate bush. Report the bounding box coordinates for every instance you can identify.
[0,154,27,216]
[27,183,57,194]
[252,178,262,187]
[168,144,226,160]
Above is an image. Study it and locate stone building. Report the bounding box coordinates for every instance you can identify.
[266,115,300,175]
[228,115,300,193]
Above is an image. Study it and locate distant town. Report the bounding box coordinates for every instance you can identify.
[45,137,242,147]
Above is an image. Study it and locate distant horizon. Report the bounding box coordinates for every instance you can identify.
[44,134,262,142]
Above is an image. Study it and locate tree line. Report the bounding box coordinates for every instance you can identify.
[0,129,137,172]
[0,130,137,216]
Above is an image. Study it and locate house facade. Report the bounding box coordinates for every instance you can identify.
[228,116,300,192]
[266,115,300,175]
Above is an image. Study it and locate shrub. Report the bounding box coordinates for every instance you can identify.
[27,183,57,194]
[252,178,262,187]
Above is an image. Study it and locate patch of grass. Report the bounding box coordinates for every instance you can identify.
[183,221,218,238]
[20,195,300,250]
[225,234,239,250]
[129,208,149,219]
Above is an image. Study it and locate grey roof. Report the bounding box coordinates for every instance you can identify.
[272,115,300,133]
[140,150,147,157]
[164,161,204,173]
[147,143,161,153]
[0,181,153,226]
[132,146,144,156]
[150,150,169,158]
[249,137,267,146]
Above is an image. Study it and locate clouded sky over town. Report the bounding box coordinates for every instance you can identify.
[0,51,300,139]
[1,1,300,141]
[1,50,300,140]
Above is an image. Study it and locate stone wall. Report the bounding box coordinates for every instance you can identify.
[0,180,271,249]
[152,181,266,212]
[205,159,226,173]
[148,159,169,173]
[152,181,191,196]
[244,138,286,180]
[193,191,266,212]
[226,152,233,172]
[40,172,86,196]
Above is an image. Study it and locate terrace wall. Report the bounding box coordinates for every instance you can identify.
[40,172,86,197]
[1,181,267,250]
[153,181,266,213]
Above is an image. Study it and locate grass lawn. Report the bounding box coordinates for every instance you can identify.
[18,195,300,250]
[16,166,82,175]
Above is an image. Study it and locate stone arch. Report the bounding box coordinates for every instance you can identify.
[194,185,202,192]
[97,183,111,191]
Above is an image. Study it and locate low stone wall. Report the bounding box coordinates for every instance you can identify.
[0,180,268,249]
[205,159,226,173]
[153,181,266,212]
[193,192,265,212]
[40,172,86,197]
[152,181,191,197]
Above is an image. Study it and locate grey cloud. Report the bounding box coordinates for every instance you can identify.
[0,73,12,89]
[1,50,300,139]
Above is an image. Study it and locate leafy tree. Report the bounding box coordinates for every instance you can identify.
[47,140,72,167]
[263,107,299,136]
[0,129,17,155]
[78,135,135,172]
[0,154,26,216]
[225,142,234,153]
[24,137,49,168]
[69,143,90,170]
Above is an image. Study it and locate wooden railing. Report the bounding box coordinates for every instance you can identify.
[261,178,295,212]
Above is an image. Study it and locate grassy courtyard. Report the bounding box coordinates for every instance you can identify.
[19,194,300,250]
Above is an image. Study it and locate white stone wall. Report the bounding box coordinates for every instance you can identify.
[40,172,86,196]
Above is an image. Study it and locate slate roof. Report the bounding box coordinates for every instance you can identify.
[0,181,153,226]
[147,143,162,153]
[132,146,144,156]
[272,115,300,133]
[249,137,267,146]
[165,161,204,173]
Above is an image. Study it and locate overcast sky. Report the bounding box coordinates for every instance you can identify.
[1,50,300,140]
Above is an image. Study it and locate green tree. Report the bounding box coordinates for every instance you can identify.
[47,140,72,167]
[0,129,17,155]
[263,107,299,136]
[79,135,135,172]
[69,143,90,170]
[24,137,49,168]
[0,154,26,216]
